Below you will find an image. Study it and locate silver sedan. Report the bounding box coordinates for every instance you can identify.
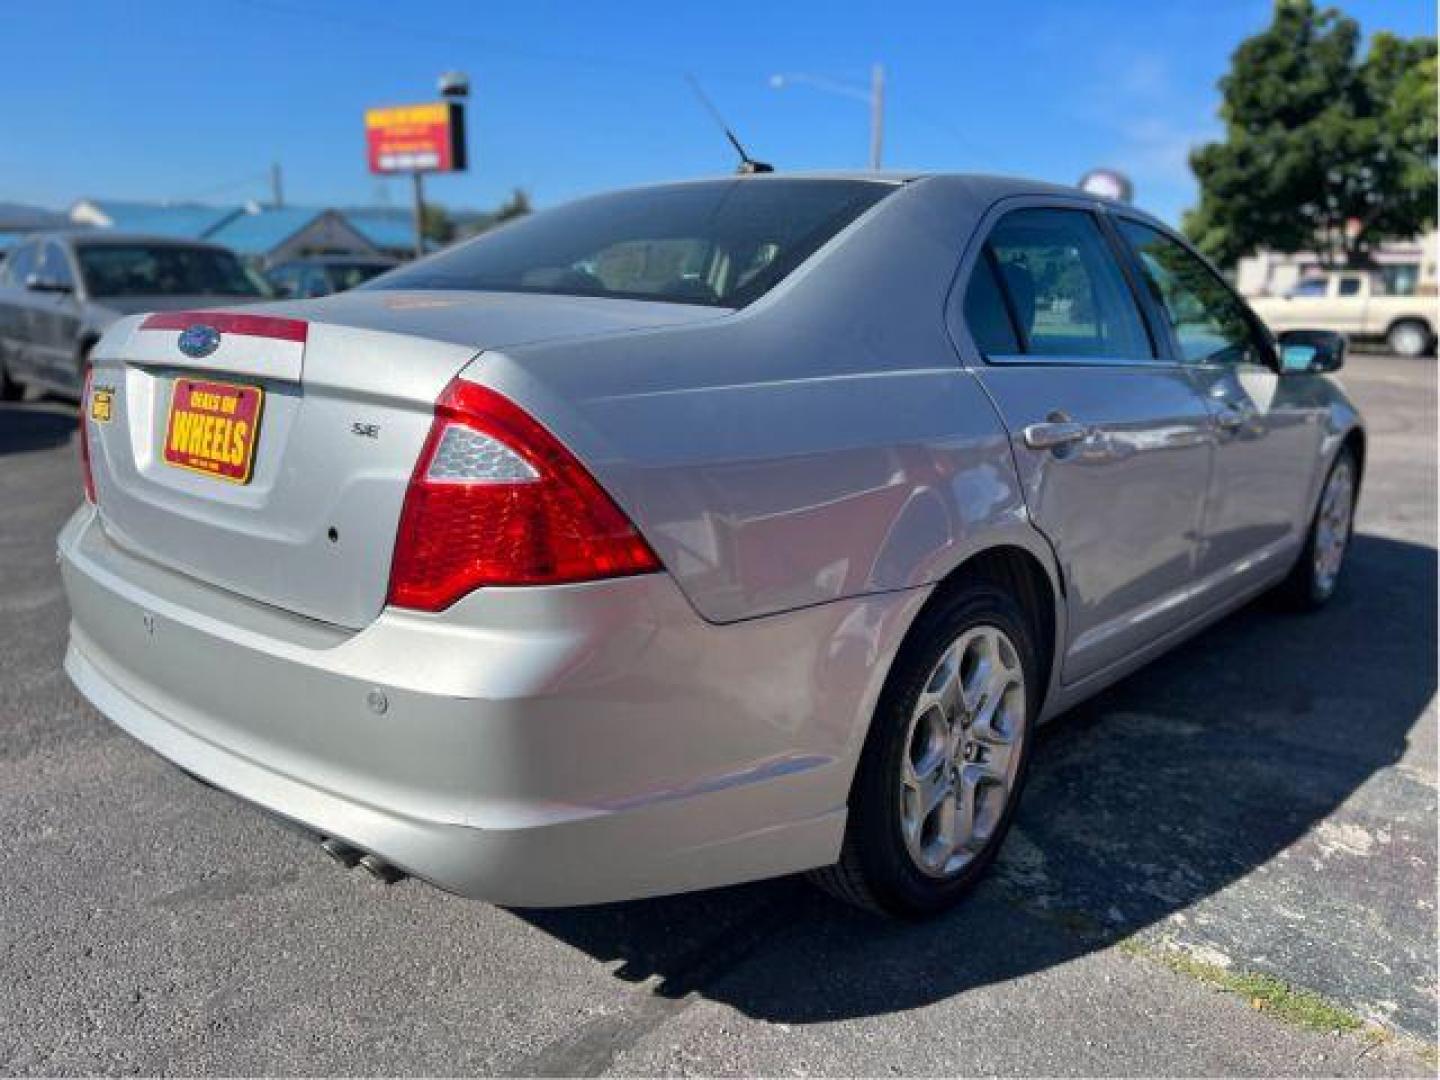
[59,174,1362,917]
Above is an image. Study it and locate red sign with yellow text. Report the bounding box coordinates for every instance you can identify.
[163,379,264,484]
[365,101,467,174]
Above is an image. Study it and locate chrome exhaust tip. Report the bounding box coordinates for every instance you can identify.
[358,853,406,884]
[319,837,362,868]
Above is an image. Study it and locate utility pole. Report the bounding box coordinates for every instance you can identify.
[270,162,284,208]
[412,172,426,259]
[869,63,885,171]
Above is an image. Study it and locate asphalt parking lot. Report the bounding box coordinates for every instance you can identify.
[1,352,1435,1076]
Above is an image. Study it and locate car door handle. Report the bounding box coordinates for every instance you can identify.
[1023,420,1090,450]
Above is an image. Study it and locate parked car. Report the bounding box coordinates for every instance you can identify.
[60,174,1361,917]
[266,254,399,299]
[1249,270,1436,357]
[0,232,268,399]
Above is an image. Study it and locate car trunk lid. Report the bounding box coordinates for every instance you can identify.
[86,293,723,628]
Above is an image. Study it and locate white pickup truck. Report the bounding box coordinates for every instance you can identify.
[1249,271,1437,357]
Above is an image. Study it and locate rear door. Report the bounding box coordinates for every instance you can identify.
[32,242,84,387]
[1113,218,1326,603]
[955,202,1214,685]
[0,241,41,381]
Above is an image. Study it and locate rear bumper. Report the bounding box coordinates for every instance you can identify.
[59,506,926,905]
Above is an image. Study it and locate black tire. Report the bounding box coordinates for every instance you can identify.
[0,350,23,401]
[1275,447,1358,611]
[1386,320,1433,359]
[810,581,1039,919]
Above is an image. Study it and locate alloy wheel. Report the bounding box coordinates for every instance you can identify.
[899,625,1027,878]
[1313,459,1355,596]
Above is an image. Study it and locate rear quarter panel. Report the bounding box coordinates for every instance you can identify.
[466,178,1053,625]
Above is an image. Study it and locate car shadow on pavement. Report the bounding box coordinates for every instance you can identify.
[0,401,78,456]
[515,531,1436,1024]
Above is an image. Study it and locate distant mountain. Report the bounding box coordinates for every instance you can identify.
[0,201,68,230]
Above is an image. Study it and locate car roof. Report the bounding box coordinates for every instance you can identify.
[578,170,1155,218]
[26,229,234,251]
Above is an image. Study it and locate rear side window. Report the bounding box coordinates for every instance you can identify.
[368,178,894,308]
[962,253,1020,354]
[984,209,1152,361]
[1117,220,1268,367]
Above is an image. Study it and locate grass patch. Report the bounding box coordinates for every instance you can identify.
[1118,937,1364,1034]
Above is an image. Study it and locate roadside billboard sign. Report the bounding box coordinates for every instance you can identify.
[365,102,467,174]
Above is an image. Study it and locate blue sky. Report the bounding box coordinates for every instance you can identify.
[4,0,1433,226]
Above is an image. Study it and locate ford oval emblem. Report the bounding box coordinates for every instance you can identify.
[177,324,221,358]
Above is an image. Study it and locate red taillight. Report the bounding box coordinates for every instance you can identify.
[387,379,661,611]
[79,365,96,504]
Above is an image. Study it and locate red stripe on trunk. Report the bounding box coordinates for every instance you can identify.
[140,311,309,343]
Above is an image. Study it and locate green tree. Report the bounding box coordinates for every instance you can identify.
[421,202,455,244]
[492,188,532,225]
[1184,0,1437,269]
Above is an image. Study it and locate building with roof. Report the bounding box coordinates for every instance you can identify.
[59,197,506,266]
[203,207,379,267]
[67,200,382,267]
[69,198,243,238]
[340,207,426,259]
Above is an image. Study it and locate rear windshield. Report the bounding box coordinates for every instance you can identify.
[76,244,266,299]
[367,178,894,308]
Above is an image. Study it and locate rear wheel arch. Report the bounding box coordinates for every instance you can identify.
[817,543,1059,915]
[925,546,1058,711]
[78,333,99,370]
[1385,314,1433,336]
[1341,426,1366,488]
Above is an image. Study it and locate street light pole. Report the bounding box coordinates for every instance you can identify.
[411,172,426,259]
[869,63,885,171]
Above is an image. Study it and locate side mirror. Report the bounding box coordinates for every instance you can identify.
[24,273,73,295]
[1276,329,1345,374]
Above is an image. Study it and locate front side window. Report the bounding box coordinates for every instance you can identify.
[1288,278,1327,298]
[1117,220,1268,367]
[982,208,1152,361]
[367,178,894,308]
[75,244,265,298]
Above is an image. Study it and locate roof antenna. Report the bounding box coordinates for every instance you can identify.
[686,74,774,174]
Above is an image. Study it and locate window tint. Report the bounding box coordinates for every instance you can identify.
[1288,278,1327,297]
[6,242,38,284]
[1337,276,1363,297]
[369,179,894,308]
[299,266,330,297]
[1118,220,1268,366]
[268,265,300,297]
[40,243,75,289]
[962,253,1020,355]
[75,244,264,298]
[986,209,1151,360]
